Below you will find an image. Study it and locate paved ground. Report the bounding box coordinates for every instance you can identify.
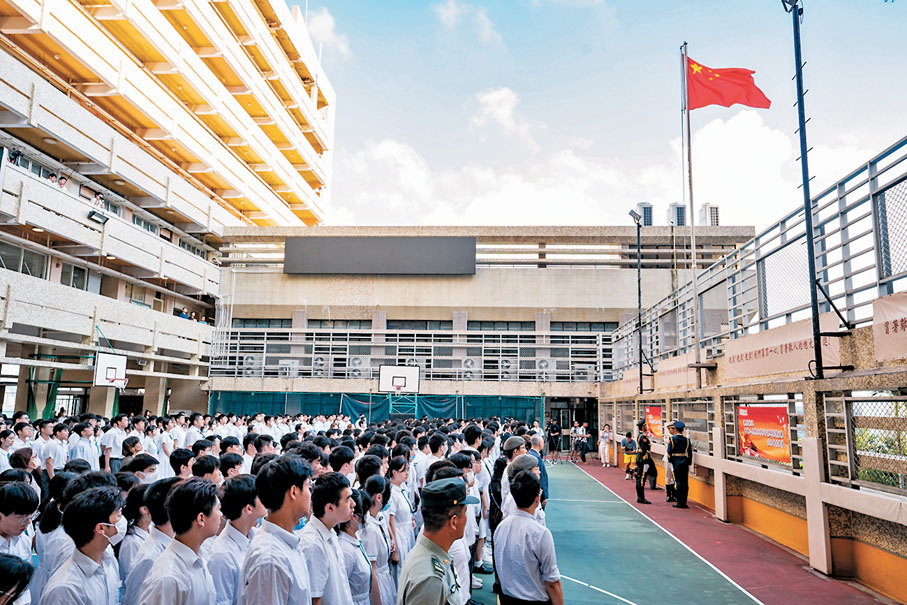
[470,461,883,604]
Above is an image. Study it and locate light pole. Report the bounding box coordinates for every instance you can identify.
[629,210,644,394]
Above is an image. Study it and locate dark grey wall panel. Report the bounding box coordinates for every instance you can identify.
[284,237,476,275]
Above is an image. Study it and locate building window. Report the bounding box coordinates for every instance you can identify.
[60,262,88,290]
[232,318,293,329]
[385,320,451,330]
[0,241,47,279]
[179,239,208,259]
[125,283,148,306]
[132,215,159,234]
[307,319,374,330]
[551,322,618,332]
[467,321,534,331]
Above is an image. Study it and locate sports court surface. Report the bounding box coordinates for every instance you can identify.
[472,462,883,605]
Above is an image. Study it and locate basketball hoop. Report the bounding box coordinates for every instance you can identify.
[394,384,402,396]
[107,377,128,391]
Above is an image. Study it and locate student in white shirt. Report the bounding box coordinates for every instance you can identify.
[239,455,314,605]
[336,489,376,605]
[0,429,15,472]
[137,478,220,605]
[99,415,129,473]
[68,423,99,471]
[361,476,395,605]
[40,486,123,605]
[118,485,151,583]
[386,456,415,575]
[207,475,266,605]
[0,481,39,567]
[42,425,70,480]
[121,477,181,605]
[183,413,205,451]
[154,418,175,479]
[298,472,355,605]
[11,421,35,452]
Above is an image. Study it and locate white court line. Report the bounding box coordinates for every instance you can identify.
[569,462,764,605]
[547,498,624,503]
[560,574,639,605]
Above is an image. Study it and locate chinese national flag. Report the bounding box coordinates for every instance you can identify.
[686,58,771,110]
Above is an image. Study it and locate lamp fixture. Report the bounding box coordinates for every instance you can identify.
[113,179,125,186]
[87,210,109,225]
[42,137,57,145]
[32,227,44,232]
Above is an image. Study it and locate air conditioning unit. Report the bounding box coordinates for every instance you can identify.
[499,358,517,381]
[536,357,554,382]
[460,357,480,381]
[278,359,299,378]
[242,354,261,377]
[572,364,595,382]
[347,356,370,379]
[405,357,428,369]
[311,355,331,377]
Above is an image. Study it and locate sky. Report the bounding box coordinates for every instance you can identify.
[300,0,906,231]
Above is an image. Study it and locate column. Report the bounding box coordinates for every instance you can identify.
[143,376,168,416]
[88,385,117,417]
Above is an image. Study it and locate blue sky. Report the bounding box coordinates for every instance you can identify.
[302,0,906,229]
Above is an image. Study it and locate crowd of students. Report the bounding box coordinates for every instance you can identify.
[0,409,564,605]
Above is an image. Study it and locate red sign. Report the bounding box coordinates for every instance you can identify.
[736,405,791,465]
[645,406,663,440]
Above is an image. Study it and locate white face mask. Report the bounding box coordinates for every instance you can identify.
[103,516,128,546]
[465,471,475,485]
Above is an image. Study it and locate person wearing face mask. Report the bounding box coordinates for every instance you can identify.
[121,454,159,484]
[207,475,266,605]
[118,485,151,583]
[361,475,395,605]
[40,486,124,605]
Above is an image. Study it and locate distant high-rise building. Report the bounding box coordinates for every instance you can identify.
[700,204,720,226]
[635,202,653,226]
[668,203,686,226]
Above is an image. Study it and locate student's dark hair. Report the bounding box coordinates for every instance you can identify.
[0,553,34,603]
[417,435,429,450]
[391,444,411,460]
[463,424,482,446]
[250,453,277,476]
[169,448,194,475]
[13,422,30,436]
[355,454,382,486]
[510,470,542,509]
[165,477,219,535]
[336,488,369,534]
[60,471,117,506]
[386,455,408,479]
[188,412,203,425]
[123,483,150,525]
[425,460,456,484]
[253,434,274,454]
[431,466,463,482]
[9,448,34,470]
[220,474,259,521]
[364,444,389,461]
[626,431,632,439]
[243,432,260,452]
[328,445,355,473]
[71,422,91,439]
[255,455,313,511]
[144,477,182,526]
[112,414,128,425]
[191,439,213,457]
[311,472,350,518]
[0,429,11,442]
[362,475,391,509]
[115,472,140,494]
[62,486,124,548]
[222,436,241,450]
[192,455,220,478]
[448,452,472,470]
[428,432,447,454]
[312,435,331,450]
[52,423,69,437]
[219,453,244,474]
[62,458,92,474]
[121,454,159,474]
[0,481,39,516]
[38,471,77,533]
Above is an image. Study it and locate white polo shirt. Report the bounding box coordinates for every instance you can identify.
[298,516,353,604]
[239,520,311,605]
[493,510,560,602]
[137,538,215,605]
[121,526,172,605]
[206,522,253,605]
[40,548,119,605]
[99,427,127,459]
[68,437,99,471]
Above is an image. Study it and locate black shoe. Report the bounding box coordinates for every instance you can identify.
[666,497,677,503]
[467,600,482,605]
[673,503,689,508]
[637,499,651,504]
[474,564,493,574]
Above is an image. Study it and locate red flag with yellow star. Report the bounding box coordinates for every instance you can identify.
[686,58,771,110]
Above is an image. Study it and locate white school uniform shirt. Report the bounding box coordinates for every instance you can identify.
[33,436,50,463]
[338,531,372,605]
[29,526,74,603]
[119,525,149,582]
[206,522,253,605]
[239,520,311,605]
[10,437,31,452]
[43,439,68,469]
[361,515,395,605]
[68,438,98,470]
[99,427,127,459]
[449,537,471,605]
[183,426,203,450]
[0,448,12,472]
[137,538,215,605]
[493,510,560,602]
[170,426,186,449]
[298,516,353,604]
[240,453,253,475]
[121,526,172,605]
[40,548,119,605]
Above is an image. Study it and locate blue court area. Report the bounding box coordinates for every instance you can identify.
[472,463,757,605]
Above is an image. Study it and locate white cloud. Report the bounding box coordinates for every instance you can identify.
[469,87,539,152]
[307,7,350,58]
[432,1,502,45]
[328,110,872,232]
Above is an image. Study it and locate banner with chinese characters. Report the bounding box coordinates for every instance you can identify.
[724,313,840,380]
[610,371,652,397]
[873,292,907,362]
[736,405,791,465]
[645,406,663,440]
[655,351,697,390]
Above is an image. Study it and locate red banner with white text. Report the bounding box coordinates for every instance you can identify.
[645,406,663,440]
[736,405,791,465]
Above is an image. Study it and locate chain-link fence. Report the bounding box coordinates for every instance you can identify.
[672,398,715,454]
[825,391,907,495]
[758,238,811,320]
[877,177,907,280]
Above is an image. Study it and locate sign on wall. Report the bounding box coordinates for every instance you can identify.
[645,406,663,440]
[873,292,907,362]
[736,405,791,465]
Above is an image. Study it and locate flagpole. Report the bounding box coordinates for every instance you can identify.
[681,42,703,389]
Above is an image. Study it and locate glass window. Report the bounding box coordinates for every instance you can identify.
[0,241,21,272]
[72,266,87,290]
[21,250,46,279]
[132,215,159,234]
[125,282,145,304]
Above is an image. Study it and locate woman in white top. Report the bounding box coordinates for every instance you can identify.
[154,418,175,478]
[0,429,13,472]
[361,476,396,605]
[119,483,151,582]
[599,423,612,467]
[386,456,415,576]
[336,490,379,605]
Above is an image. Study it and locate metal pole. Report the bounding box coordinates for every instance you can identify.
[682,42,703,388]
[788,1,824,378]
[636,219,644,394]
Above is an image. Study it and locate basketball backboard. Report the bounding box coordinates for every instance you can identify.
[94,351,127,388]
[378,365,420,394]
